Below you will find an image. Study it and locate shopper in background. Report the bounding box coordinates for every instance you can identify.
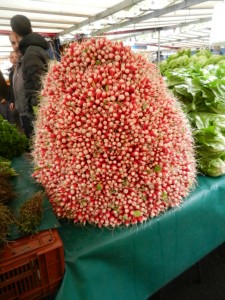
[10,14,50,139]
[0,71,9,120]
[8,51,18,105]
[8,50,23,130]
[9,32,20,54]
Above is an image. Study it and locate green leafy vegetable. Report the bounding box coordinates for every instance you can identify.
[0,156,18,178]
[162,51,225,176]
[0,115,28,159]
[198,157,225,177]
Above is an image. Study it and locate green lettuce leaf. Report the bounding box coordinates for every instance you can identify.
[198,157,225,177]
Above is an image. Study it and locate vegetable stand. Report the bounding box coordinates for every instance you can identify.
[0,156,62,300]
[10,157,225,300]
[55,175,225,300]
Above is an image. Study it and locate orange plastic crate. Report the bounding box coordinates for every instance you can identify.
[0,229,65,300]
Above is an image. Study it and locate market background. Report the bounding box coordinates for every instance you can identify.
[0,0,224,76]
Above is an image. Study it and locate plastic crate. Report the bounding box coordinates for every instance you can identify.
[0,229,65,300]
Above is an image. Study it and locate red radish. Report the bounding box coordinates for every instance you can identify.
[32,38,196,227]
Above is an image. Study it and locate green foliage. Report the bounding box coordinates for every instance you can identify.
[163,54,225,176]
[159,48,225,76]
[0,115,28,159]
[195,49,212,58]
[166,65,225,114]
[0,156,18,178]
[160,49,191,74]
[167,54,190,69]
[197,157,225,177]
[189,108,225,177]
[189,55,208,68]
[204,55,225,66]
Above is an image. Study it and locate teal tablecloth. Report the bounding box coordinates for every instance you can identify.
[9,157,225,299]
[55,175,225,300]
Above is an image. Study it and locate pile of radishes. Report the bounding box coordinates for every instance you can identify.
[32,38,196,227]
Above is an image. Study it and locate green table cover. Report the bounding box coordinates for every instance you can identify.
[8,157,225,299]
[9,156,59,239]
[55,174,225,300]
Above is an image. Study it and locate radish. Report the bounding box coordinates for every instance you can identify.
[32,38,196,227]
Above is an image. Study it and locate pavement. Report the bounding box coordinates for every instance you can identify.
[149,241,225,300]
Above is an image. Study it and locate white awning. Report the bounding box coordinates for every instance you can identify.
[0,0,223,62]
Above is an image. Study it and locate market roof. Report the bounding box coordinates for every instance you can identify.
[0,0,223,60]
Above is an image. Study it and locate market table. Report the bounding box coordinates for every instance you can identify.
[10,157,225,300]
[54,174,225,300]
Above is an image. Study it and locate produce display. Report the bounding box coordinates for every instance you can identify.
[159,49,225,76]
[0,158,44,242]
[0,177,16,203]
[0,203,15,246]
[161,50,225,176]
[0,115,28,159]
[0,156,18,179]
[0,158,17,245]
[18,191,44,235]
[0,157,17,203]
[32,38,196,227]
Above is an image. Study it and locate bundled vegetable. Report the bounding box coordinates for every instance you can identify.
[18,191,44,234]
[0,157,17,203]
[0,116,28,159]
[0,203,15,246]
[32,38,196,227]
[0,156,18,178]
[0,177,16,203]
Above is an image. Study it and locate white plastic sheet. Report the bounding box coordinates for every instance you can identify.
[210,1,225,46]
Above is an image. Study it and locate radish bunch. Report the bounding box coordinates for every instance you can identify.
[32,38,196,227]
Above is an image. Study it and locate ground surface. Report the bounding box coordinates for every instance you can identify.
[149,242,225,300]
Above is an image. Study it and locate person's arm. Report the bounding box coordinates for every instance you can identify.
[8,70,15,110]
[8,70,15,103]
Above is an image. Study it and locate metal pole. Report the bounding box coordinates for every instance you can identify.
[157,30,161,63]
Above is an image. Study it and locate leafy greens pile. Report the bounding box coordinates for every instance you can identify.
[160,51,225,176]
[0,115,28,159]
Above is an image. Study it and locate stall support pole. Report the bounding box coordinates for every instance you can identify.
[157,30,161,63]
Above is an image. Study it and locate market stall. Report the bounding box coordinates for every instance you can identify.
[7,157,225,300]
[53,173,225,300]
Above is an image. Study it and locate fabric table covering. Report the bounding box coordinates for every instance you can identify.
[54,174,225,300]
[9,157,225,299]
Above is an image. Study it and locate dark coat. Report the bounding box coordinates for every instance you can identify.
[0,71,8,101]
[8,66,15,103]
[0,71,9,120]
[18,32,50,108]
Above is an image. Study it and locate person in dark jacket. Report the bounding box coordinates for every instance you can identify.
[0,71,9,120]
[9,32,34,137]
[8,51,17,104]
[7,50,22,128]
[10,14,49,138]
